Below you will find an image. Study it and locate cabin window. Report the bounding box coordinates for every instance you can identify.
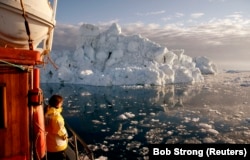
[0,83,7,128]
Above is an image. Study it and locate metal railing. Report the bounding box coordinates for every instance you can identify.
[65,123,94,160]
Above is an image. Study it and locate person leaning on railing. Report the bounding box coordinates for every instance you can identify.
[45,95,68,160]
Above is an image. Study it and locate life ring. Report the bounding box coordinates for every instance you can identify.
[31,68,46,160]
[33,104,46,160]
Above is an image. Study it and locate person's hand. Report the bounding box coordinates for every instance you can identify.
[62,134,67,140]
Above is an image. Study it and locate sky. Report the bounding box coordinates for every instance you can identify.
[52,0,250,70]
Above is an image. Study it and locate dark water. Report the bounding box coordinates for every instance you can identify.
[41,79,250,160]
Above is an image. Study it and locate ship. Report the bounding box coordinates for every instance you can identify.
[0,0,93,159]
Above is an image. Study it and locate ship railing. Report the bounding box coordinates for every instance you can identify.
[65,123,94,160]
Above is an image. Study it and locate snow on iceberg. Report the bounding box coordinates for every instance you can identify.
[41,23,217,86]
[194,56,217,74]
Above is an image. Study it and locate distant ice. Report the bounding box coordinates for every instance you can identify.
[207,128,219,135]
[41,23,217,86]
[199,123,212,129]
[118,112,135,120]
[203,137,216,143]
[194,56,217,74]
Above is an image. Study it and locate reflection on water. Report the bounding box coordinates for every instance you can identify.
[41,79,250,159]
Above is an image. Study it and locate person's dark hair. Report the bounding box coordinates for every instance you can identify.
[48,95,63,108]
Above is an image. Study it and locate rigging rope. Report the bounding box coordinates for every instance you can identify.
[20,0,33,50]
[0,59,27,70]
[18,0,58,70]
[35,122,48,160]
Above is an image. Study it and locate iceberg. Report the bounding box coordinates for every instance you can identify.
[41,23,217,86]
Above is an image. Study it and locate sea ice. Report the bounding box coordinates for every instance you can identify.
[199,123,212,129]
[92,120,103,124]
[194,56,217,74]
[118,114,127,120]
[192,118,200,122]
[167,131,174,136]
[203,137,216,143]
[207,128,219,135]
[94,156,108,160]
[124,112,135,118]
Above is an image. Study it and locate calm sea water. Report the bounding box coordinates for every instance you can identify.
[41,74,250,159]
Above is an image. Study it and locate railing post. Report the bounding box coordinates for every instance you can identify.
[74,135,79,160]
[65,123,94,160]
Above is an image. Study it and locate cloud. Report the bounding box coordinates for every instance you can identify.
[161,17,172,22]
[136,10,165,16]
[121,17,250,70]
[175,12,185,18]
[52,23,80,51]
[97,19,120,26]
[52,16,250,70]
[190,13,205,19]
[161,12,185,22]
[226,12,243,20]
[208,0,226,2]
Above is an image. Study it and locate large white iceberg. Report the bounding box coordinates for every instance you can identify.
[41,23,217,86]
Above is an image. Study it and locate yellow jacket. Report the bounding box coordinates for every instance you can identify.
[45,107,68,152]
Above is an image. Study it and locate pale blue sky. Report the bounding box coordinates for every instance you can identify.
[56,0,250,25]
[53,0,250,70]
